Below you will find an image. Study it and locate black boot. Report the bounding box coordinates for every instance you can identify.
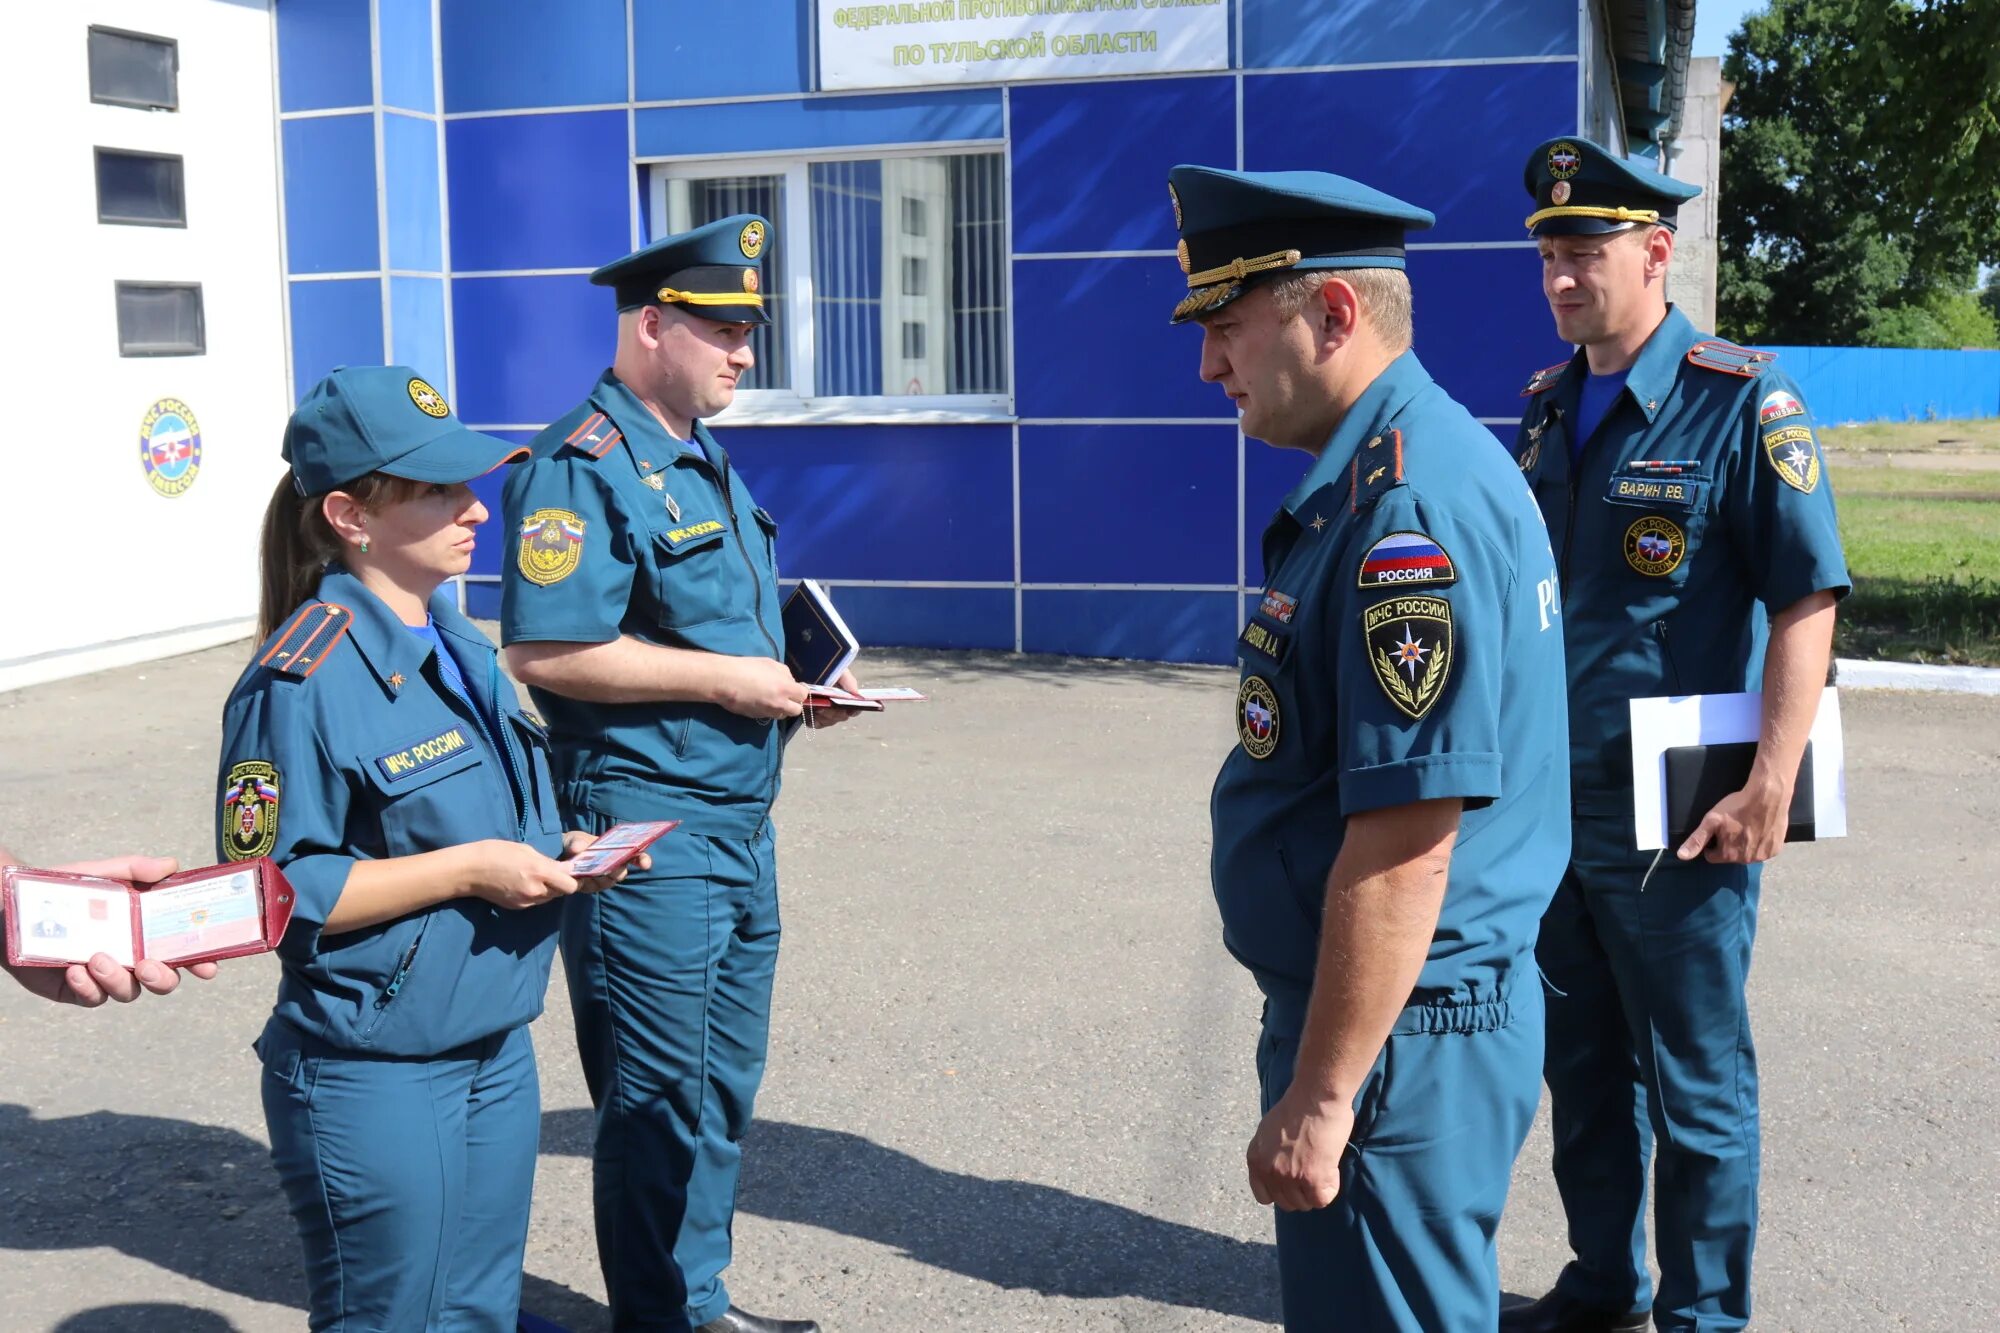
[695,1307,822,1333]
[1500,1289,1651,1333]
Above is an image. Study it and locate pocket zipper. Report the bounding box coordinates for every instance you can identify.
[378,938,421,1008]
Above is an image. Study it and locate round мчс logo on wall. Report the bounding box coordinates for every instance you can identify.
[139,398,202,498]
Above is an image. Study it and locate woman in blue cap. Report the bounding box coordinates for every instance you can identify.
[218,364,646,1331]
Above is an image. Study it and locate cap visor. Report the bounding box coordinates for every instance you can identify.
[379,425,530,484]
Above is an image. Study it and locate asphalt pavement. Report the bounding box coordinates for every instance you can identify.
[0,641,1993,1332]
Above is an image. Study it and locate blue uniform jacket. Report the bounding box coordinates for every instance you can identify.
[500,370,784,836]
[216,570,567,1056]
[1211,351,1572,1021]
[1512,307,1851,806]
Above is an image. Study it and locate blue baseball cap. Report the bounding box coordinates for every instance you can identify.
[589,213,771,324]
[1167,165,1435,324]
[283,365,527,495]
[1523,136,1701,237]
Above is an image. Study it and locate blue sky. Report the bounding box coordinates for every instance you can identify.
[1693,0,1768,57]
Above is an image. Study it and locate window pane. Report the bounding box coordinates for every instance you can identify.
[89,28,178,109]
[96,150,185,226]
[115,283,204,356]
[811,153,1008,398]
[662,174,788,391]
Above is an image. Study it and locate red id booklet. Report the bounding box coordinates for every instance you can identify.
[3,858,296,970]
[566,821,681,878]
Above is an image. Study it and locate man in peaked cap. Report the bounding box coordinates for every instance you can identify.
[1501,138,1848,1333]
[500,216,858,1333]
[1178,164,1571,1332]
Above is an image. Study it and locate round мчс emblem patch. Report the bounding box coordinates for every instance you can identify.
[1623,515,1686,576]
[1237,675,1281,759]
[138,397,202,498]
[407,377,450,418]
[1548,141,1583,180]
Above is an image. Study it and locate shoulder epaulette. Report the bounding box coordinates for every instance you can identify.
[1349,428,1406,514]
[1521,361,1570,396]
[1686,339,1775,378]
[258,602,353,680]
[561,411,624,460]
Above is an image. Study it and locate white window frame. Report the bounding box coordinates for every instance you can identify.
[647,145,1013,425]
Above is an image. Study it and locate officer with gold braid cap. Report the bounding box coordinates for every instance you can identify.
[1503,138,1848,1333]
[1180,164,1572,1333]
[501,214,858,1333]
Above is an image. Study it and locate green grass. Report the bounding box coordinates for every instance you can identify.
[1830,479,2000,665]
[1821,417,2000,454]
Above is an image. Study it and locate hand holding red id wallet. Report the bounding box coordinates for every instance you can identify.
[3,858,296,970]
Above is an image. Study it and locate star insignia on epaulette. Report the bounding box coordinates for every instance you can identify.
[1309,514,1328,533]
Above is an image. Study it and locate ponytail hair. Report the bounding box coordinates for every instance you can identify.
[254,471,422,642]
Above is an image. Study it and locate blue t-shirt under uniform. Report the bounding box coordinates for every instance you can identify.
[1571,369,1630,465]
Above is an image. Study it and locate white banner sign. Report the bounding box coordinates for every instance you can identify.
[819,0,1228,92]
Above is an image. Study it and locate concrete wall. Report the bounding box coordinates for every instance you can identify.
[1666,54,1721,334]
[1,0,288,693]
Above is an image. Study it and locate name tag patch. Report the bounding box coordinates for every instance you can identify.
[374,727,474,782]
[663,519,725,548]
[1604,475,1705,510]
[1239,620,1291,665]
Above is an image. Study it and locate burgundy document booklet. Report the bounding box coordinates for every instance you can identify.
[3,858,296,970]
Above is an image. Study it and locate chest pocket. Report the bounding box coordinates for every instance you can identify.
[650,517,738,629]
[356,727,491,857]
[1604,473,1714,583]
[752,507,778,574]
[505,712,562,836]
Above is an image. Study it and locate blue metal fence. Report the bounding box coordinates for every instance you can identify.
[1758,346,2000,424]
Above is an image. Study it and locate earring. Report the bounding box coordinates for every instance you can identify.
[359,537,370,554]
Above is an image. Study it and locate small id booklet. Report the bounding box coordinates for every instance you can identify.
[3,858,297,970]
[567,821,681,878]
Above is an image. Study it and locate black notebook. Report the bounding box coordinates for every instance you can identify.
[1663,741,1816,848]
[781,578,859,687]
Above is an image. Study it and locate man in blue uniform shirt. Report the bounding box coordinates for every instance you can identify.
[1501,139,1849,1333]
[1176,164,1571,1333]
[501,216,853,1333]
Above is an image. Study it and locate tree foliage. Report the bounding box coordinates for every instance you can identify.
[1718,0,2000,347]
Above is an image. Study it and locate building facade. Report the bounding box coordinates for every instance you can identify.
[5,0,1690,688]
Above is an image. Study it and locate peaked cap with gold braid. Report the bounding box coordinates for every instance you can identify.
[589,213,771,324]
[1522,136,1700,237]
[1166,165,1435,325]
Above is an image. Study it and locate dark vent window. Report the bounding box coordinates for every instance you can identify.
[89,27,178,110]
[116,282,205,356]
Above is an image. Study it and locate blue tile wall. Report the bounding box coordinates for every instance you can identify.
[467,430,540,580]
[1019,425,1238,585]
[633,0,811,101]
[1012,258,1232,420]
[440,0,628,112]
[1408,247,1570,420]
[289,278,385,402]
[1009,77,1236,254]
[451,275,613,425]
[1021,590,1237,664]
[446,112,631,272]
[812,585,1016,652]
[383,112,443,272]
[282,115,380,274]
[390,277,449,384]
[635,91,1003,158]
[378,0,437,113]
[727,425,1014,583]
[1243,63,1577,243]
[276,0,372,113]
[1243,0,1576,68]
